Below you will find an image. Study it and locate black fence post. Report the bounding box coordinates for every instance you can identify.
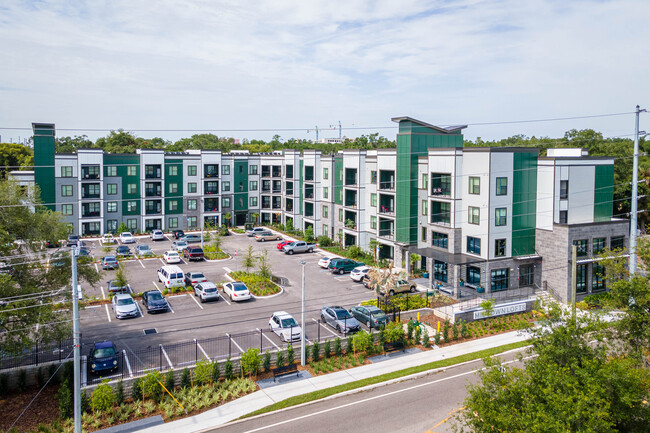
[35,342,39,366]
[318,320,321,341]
[260,329,263,352]
[159,344,162,370]
[227,334,232,358]
[194,339,198,363]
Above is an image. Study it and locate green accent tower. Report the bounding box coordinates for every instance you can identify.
[392,117,466,244]
[32,123,56,211]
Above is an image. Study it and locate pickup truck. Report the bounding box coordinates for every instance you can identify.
[183,247,205,261]
[282,241,316,255]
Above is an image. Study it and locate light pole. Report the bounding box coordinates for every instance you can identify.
[300,260,306,366]
[71,247,81,433]
[630,105,646,275]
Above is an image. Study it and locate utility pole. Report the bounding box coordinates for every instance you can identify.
[300,260,306,366]
[630,105,645,275]
[71,247,81,433]
[571,245,577,324]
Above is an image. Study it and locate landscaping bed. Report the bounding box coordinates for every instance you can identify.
[361,292,457,311]
[229,271,281,296]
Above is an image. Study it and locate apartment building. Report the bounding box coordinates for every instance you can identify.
[31,118,628,302]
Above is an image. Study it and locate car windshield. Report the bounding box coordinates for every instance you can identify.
[368,307,386,317]
[233,284,248,291]
[148,293,163,301]
[139,246,151,251]
[116,298,133,306]
[334,310,352,320]
[167,252,178,257]
[204,288,217,293]
[104,257,116,261]
[281,318,297,327]
[177,242,187,247]
[192,273,205,279]
[93,347,115,358]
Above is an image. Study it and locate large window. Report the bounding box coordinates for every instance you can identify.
[127,166,137,176]
[168,165,178,176]
[491,268,509,292]
[467,266,481,286]
[323,167,328,179]
[127,219,137,230]
[106,202,117,213]
[106,166,117,177]
[249,180,258,191]
[106,220,117,233]
[576,264,587,293]
[126,201,137,212]
[434,261,448,283]
[61,166,73,177]
[127,183,137,194]
[322,205,328,218]
[249,165,258,175]
[371,193,377,207]
[573,239,588,257]
[188,165,197,176]
[467,236,481,255]
[610,236,625,250]
[495,239,506,257]
[323,187,328,199]
[431,201,451,224]
[249,196,258,207]
[560,180,569,199]
[222,165,230,175]
[432,232,448,249]
[169,183,178,194]
[285,165,293,178]
[62,204,73,216]
[370,215,377,229]
[593,237,606,255]
[468,206,480,225]
[431,173,451,196]
[305,165,314,181]
[61,185,73,197]
[222,197,231,208]
[187,216,197,229]
[469,176,480,194]
[495,208,507,226]
[222,181,230,191]
[169,218,178,229]
[496,177,508,195]
[107,184,117,195]
[188,183,197,193]
[592,263,605,291]
[187,199,197,210]
[519,264,534,287]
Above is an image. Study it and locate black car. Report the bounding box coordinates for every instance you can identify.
[116,245,131,258]
[45,240,60,248]
[88,341,118,375]
[141,290,169,313]
[67,235,79,247]
[173,230,185,240]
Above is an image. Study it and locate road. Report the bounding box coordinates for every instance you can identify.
[208,349,526,433]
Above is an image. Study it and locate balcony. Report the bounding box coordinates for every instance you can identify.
[379,170,395,191]
[204,181,219,195]
[345,168,357,186]
[81,166,100,180]
[262,180,271,192]
[305,184,315,200]
[272,166,282,177]
[81,184,100,199]
[285,199,294,212]
[344,210,357,230]
[204,198,219,212]
[145,200,162,215]
[379,218,394,239]
[204,164,219,178]
[145,165,162,179]
[145,182,162,197]
[262,197,271,209]
[344,189,358,208]
[272,181,282,193]
[305,202,314,217]
[431,173,451,196]
[379,194,395,215]
[305,166,314,181]
[272,197,282,209]
[262,166,271,178]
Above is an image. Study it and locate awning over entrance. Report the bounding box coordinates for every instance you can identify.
[409,246,485,266]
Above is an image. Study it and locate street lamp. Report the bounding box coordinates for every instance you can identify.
[300,260,306,366]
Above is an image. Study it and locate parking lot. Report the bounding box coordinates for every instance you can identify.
[70,230,378,379]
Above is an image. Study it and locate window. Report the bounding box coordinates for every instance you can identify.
[285,165,292,178]
[106,202,117,213]
[323,187,329,199]
[188,182,197,193]
[370,171,377,184]
[323,225,328,236]
[82,183,100,198]
[592,263,605,291]
[127,219,138,230]
[127,166,137,176]
[559,210,568,224]
[495,208,507,226]
[469,206,480,225]
[339,209,343,222]
[560,180,569,199]
[249,165,258,175]
[249,197,258,207]
[610,236,625,250]
[519,264,534,287]
[106,220,117,233]
[107,184,117,195]
[573,239,588,257]
[432,232,448,249]
[222,181,230,191]
[168,217,178,229]
[431,173,451,196]
[61,185,73,197]
[467,236,481,255]
[61,204,73,216]
[239,164,244,174]
[187,199,197,210]
[491,268,509,292]
[495,239,506,257]
[305,166,314,181]
[576,264,587,293]
[187,216,197,228]
[188,165,197,176]
[239,181,244,192]
[421,226,427,242]
[431,201,451,224]
[286,181,293,195]
[249,180,258,191]
[421,173,428,190]
[496,177,508,195]
[434,260,448,283]
[127,183,137,194]
[467,266,481,286]
[421,200,428,216]
[169,183,178,194]
[370,216,377,229]
[262,180,271,192]
[168,166,178,176]
[106,166,117,177]
[323,167,329,179]
[469,177,480,194]
[305,202,314,217]
[593,237,606,255]
[126,201,137,212]
[169,200,178,211]
[222,165,230,175]
[222,197,231,208]
[322,205,328,218]
[60,166,73,177]
[371,193,377,207]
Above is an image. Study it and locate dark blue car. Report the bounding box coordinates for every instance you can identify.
[88,341,118,375]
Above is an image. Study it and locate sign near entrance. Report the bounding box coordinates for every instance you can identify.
[473,302,527,320]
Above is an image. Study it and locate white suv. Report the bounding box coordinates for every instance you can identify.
[150,230,165,241]
[350,266,371,282]
[120,232,135,244]
[246,227,265,237]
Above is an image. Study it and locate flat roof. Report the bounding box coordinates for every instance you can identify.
[391,116,467,133]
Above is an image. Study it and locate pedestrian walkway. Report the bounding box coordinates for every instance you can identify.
[137,331,529,433]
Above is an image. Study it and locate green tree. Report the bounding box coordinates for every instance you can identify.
[257,250,271,279]
[242,245,256,273]
[116,222,129,234]
[304,226,314,243]
[224,212,232,227]
[0,142,33,178]
[54,135,92,154]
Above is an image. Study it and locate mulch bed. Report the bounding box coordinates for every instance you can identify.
[0,384,60,432]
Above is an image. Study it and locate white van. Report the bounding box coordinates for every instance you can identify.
[157,265,185,289]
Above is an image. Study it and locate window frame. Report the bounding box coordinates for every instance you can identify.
[496,177,508,196]
[468,206,480,225]
[495,208,507,226]
[467,236,481,255]
[469,176,480,195]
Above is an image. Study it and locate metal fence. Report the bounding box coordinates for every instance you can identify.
[0,339,73,370]
[455,285,539,311]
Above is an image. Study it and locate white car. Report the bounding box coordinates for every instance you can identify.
[171,241,188,252]
[150,230,165,241]
[194,282,220,303]
[269,311,302,342]
[101,234,116,245]
[318,257,332,269]
[222,281,251,302]
[163,251,181,264]
[120,232,135,244]
[350,265,371,282]
[112,293,139,319]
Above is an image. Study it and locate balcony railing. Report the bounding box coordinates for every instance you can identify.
[81,167,100,180]
[145,207,162,215]
[81,211,101,218]
[286,205,293,212]
[379,181,395,191]
[145,189,162,197]
[379,206,394,215]
[378,230,394,240]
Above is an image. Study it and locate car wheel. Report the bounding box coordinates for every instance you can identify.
[281,334,286,342]
[336,324,341,333]
[261,238,266,242]
[339,269,344,275]
[288,250,294,255]
[321,314,326,322]
[389,290,395,296]
[308,248,313,253]
[410,286,416,293]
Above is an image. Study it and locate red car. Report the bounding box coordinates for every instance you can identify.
[277,240,292,250]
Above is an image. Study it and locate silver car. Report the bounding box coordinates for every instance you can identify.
[171,241,188,252]
[320,306,361,334]
[194,282,220,303]
[112,293,139,319]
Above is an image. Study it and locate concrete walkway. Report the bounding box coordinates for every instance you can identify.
[137,331,529,433]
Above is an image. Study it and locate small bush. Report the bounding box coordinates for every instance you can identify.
[116,379,125,405]
[194,359,213,385]
[323,341,331,358]
[241,348,261,376]
[17,369,27,392]
[180,368,191,389]
[212,360,220,382]
[143,371,164,402]
[276,351,285,368]
[442,320,450,342]
[47,364,58,385]
[377,329,386,347]
[422,329,430,348]
[346,336,353,353]
[311,341,320,361]
[57,380,73,418]
[384,322,404,343]
[407,321,415,340]
[164,371,175,391]
[317,236,333,247]
[286,345,294,365]
[81,390,91,413]
[334,338,342,356]
[452,323,459,341]
[352,331,373,354]
[414,326,421,345]
[434,332,441,345]
[224,358,234,380]
[263,351,272,373]
[91,381,116,413]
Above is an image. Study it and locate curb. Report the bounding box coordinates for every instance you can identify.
[224,272,284,299]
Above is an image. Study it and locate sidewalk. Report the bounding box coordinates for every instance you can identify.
[137,331,529,433]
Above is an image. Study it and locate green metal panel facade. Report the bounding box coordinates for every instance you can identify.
[165,158,183,215]
[104,154,141,216]
[33,124,56,210]
[334,157,343,205]
[299,160,304,213]
[511,152,538,256]
[234,160,248,212]
[593,165,614,222]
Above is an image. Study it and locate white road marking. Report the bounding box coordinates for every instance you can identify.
[167,300,175,313]
[189,291,204,309]
[85,305,101,309]
[220,292,231,305]
[228,333,244,353]
[104,304,112,322]
[160,345,173,369]
[135,303,143,317]
[152,281,161,291]
[223,266,232,273]
[196,341,209,360]
[138,259,145,269]
[94,263,99,272]
[159,258,166,265]
[100,286,106,300]
[123,350,133,377]
[168,294,186,298]
[258,328,280,350]
[314,318,338,337]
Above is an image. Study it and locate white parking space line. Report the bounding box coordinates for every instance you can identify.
[258,328,280,350]
[314,318,338,337]
[166,300,175,313]
[223,266,232,273]
[334,276,349,281]
[94,263,99,272]
[168,294,187,298]
[220,292,231,305]
[123,350,133,377]
[100,286,106,300]
[135,303,143,317]
[189,292,204,309]
[196,341,209,360]
[159,258,165,265]
[228,334,244,353]
[160,345,173,369]
[104,304,112,322]
[138,259,145,269]
[152,281,161,291]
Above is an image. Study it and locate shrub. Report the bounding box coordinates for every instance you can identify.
[352,331,373,354]
[57,380,73,418]
[194,359,213,385]
[334,337,342,356]
[286,345,294,365]
[414,326,422,344]
[47,364,58,385]
[347,245,363,259]
[422,329,430,347]
[442,320,450,342]
[212,360,220,383]
[377,329,385,347]
[180,368,191,389]
[62,361,73,385]
[317,236,333,247]
[37,367,45,388]
[17,369,27,392]
[434,331,441,345]
[346,336,353,353]
[143,371,164,402]
[91,381,116,413]
[276,351,285,368]
[311,341,320,361]
[224,358,234,380]
[132,377,144,400]
[452,323,459,341]
[116,380,125,405]
[263,351,272,373]
[407,321,415,340]
[81,390,91,413]
[323,341,331,358]
[241,348,261,376]
[304,226,314,243]
[384,322,404,343]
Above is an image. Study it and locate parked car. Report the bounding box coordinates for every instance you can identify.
[349,305,389,328]
[163,251,181,264]
[171,240,188,252]
[101,234,116,245]
[183,247,204,261]
[329,258,365,275]
[173,230,185,240]
[379,279,418,296]
[112,293,139,319]
[222,281,251,302]
[141,290,169,313]
[350,265,371,282]
[107,279,131,294]
[50,250,67,268]
[88,341,118,375]
[120,232,135,244]
[255,231,282,242]
[184,271,207,287]
[194,282,220,303]
[101,256,118,270]
[67,234,79,247]
[45,240,60,248]
[77,247,93,259]
[180,234,201,243]
[277,240,292,251]
[135,245,154,257]
[246,227,265,237]
[282,241,316,255]
[150,230,165,241]
[318,257,332,269]
[269,311,302,342]
[320,306,361,334]
[115,245,131,258]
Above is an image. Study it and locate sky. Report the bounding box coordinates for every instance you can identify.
[1,0,649,145]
